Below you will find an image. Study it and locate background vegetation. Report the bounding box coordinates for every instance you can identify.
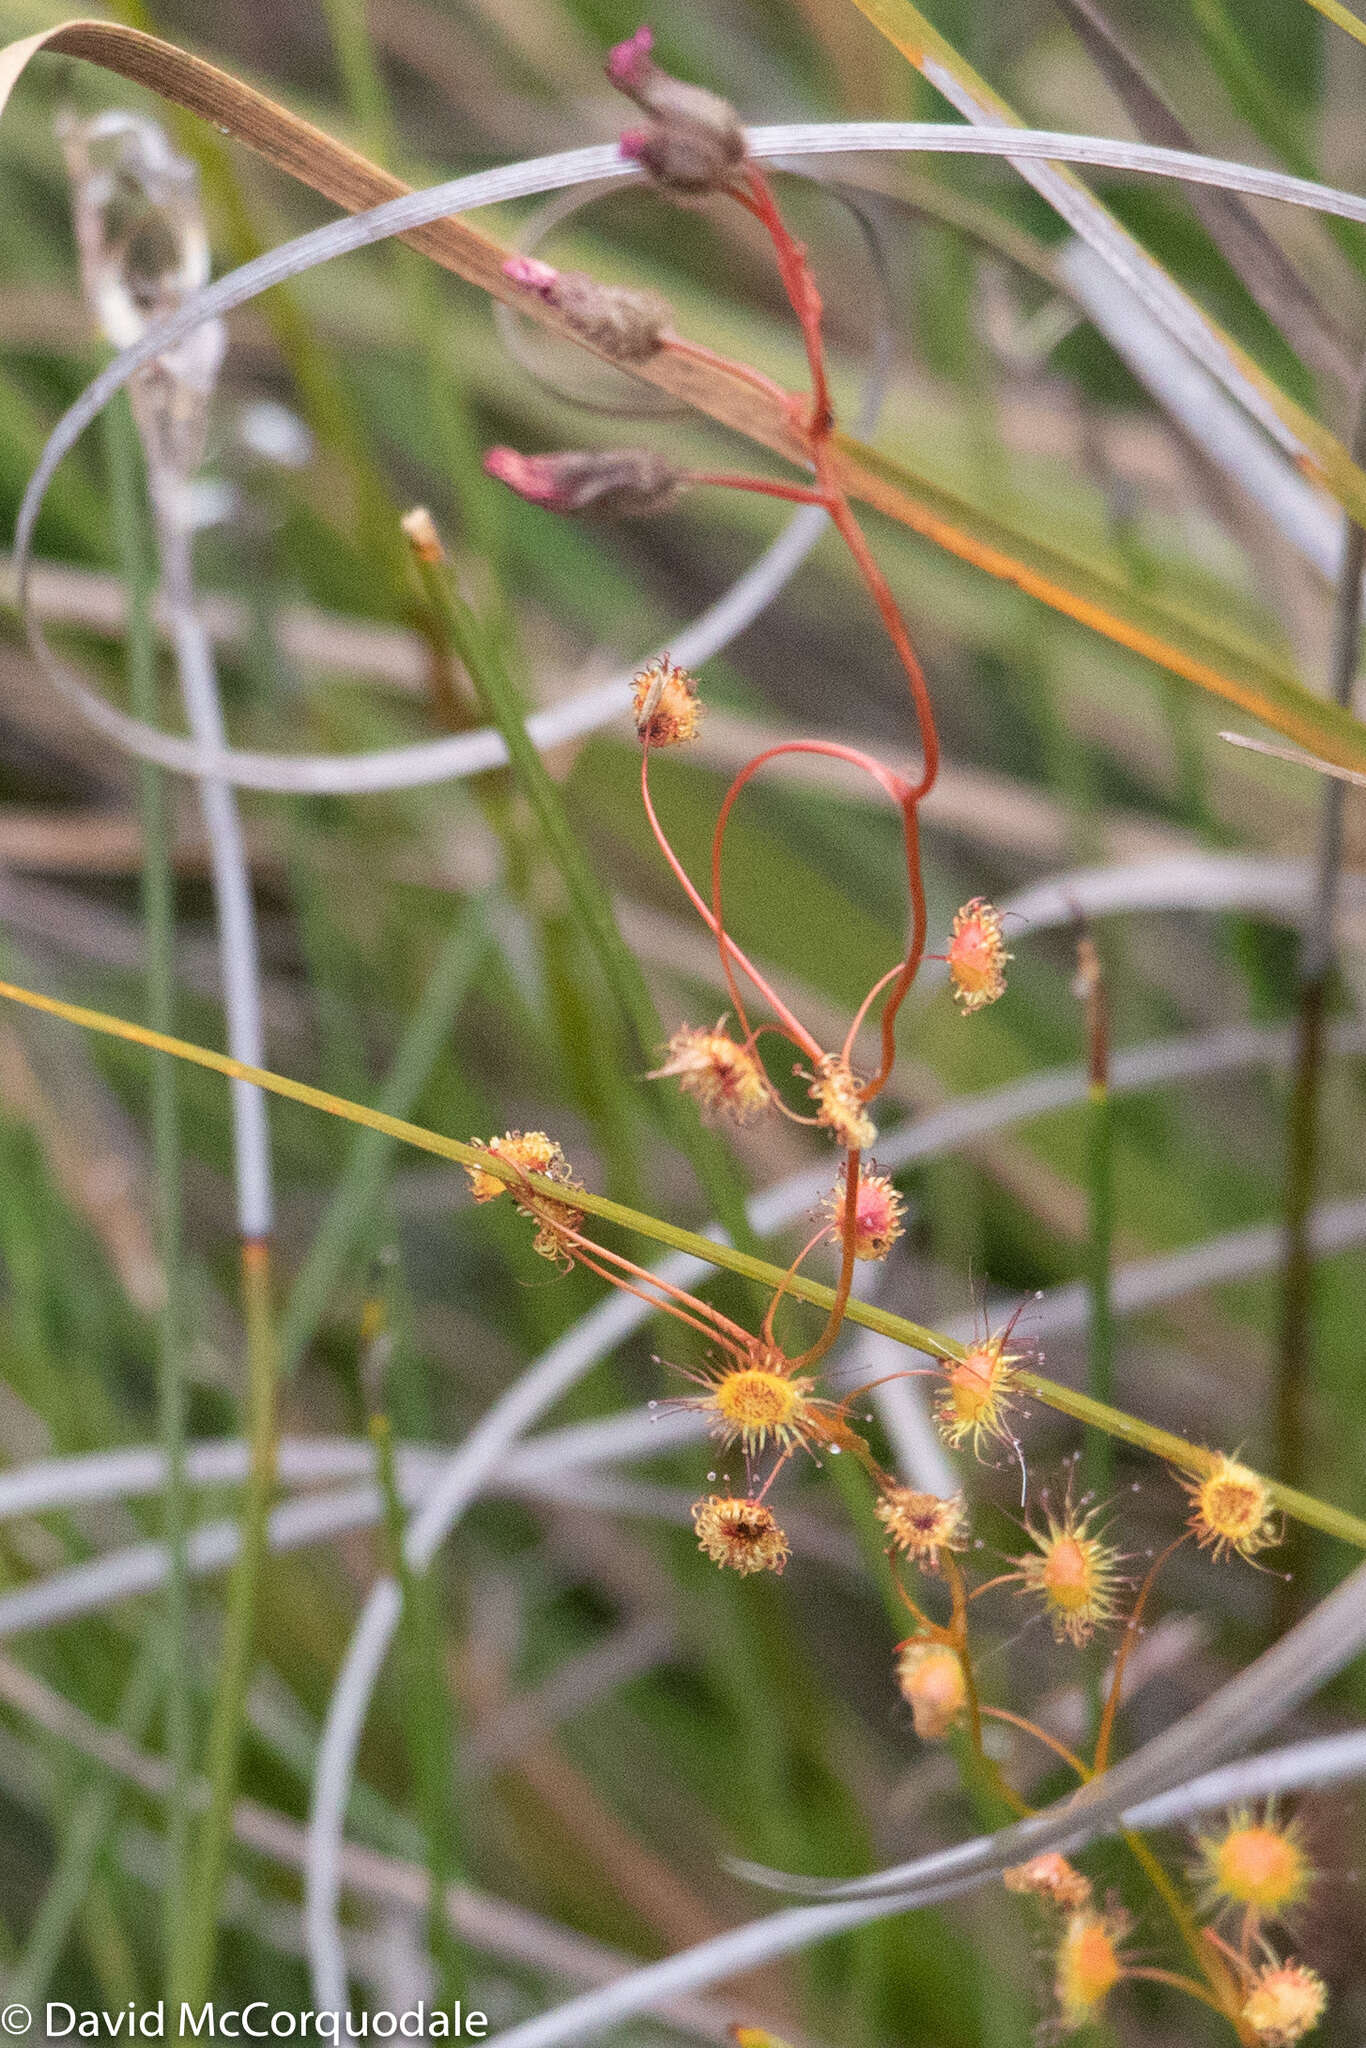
[1,0,1365,2040]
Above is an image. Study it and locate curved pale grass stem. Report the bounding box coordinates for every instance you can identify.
[150,485,272,1238]
[9,65,1366,783]
[493,1564,1366,2048]
[303,1280,667,2010]
[0,1656,766,2046]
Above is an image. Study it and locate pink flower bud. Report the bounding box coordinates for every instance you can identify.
[501,254,560,293]
[606,25,654,91]
[501,257,672,361]
[606,27,746,196]
[483,446,683,518]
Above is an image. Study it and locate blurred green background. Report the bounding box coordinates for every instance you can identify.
[1,0,1365,2039]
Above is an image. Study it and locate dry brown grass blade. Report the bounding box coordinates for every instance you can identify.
[8,21,1366,772]
[0,21,801,455]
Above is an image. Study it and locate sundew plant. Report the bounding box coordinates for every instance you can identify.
[2,0,1366,2043]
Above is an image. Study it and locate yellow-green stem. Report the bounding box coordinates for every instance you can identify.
[5,976,1366,1552]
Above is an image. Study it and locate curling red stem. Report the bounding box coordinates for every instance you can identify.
[792,1148,862,1368]
[710,739,915,1069]
[1093,1532,1190,1776]
[761,1225,834,1345]
[640,746,818,1057]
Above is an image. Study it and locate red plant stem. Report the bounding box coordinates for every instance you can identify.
[966,1572,1022,1602]
[761,1225,834,1345]
[639,746,820,1058]
[980,1705,1090,1781]
[1093,1532,1190,1775]
[663,333,799,415]
[709,741,924,1103]
[833,1368,936,1414]
[1121,1969,1231,2019]
[735,737,913,806]
[688,471,830,506]
[1238,1904,1257,1968]
[863,799,927,1098]
[792,1148,862,1369]
[752,1443,797,1504]
[942,1552,985,1758]
[891,1564,936,1636]
[819,491,940,798]
[559,1226,757,1353]
[811,496,938,1094]
[708,739,908,1043]
[841,961,906,1065]
[569,1244,743,1354]
[725,160,939,786]
[734,165,833,436]
[725,166,943,1101]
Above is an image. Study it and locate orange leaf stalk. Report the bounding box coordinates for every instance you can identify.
[638,740,823,1061]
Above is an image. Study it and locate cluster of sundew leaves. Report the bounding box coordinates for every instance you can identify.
[456,28,1347,2042]
[879,1456,1329,2040]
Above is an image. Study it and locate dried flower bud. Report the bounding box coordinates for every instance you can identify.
[807,1055,876,1150]
[484,445,683,518]
[692,1495,789,1575]
[649,1021,770,1121]
[464,1130,584,1263]
[1003,1854,1092,1913]
[633,657,701,745]
[59,109,225,480]
[874,1485,967,1570]
[501,255,672,362]
[1241,1960,1327,2046]
[464,1129,564,1203]
[894,1639,966,1740]
[606,26,747,196]
[821,1163,905,1260]
[401,506,445,564]
[605,24,656,92]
